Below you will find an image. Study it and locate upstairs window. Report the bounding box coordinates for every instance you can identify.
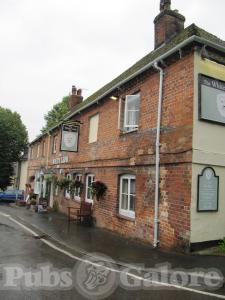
[89,114,99,143]
[42,141,46,157]
[30,147,33,159]
[119,94,140,132]
[52,136,57,154]
[37,144,40,158]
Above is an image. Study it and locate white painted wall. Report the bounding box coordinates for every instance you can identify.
[19,160,28,191]
[191,52,225,243]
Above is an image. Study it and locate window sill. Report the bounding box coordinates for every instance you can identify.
[116,213,135,222]
[73,197,81,203]
[119,128,138,136]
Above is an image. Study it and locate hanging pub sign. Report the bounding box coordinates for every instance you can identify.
[197,167,219,212]
[199,74,225,125]
[60,124,79,152]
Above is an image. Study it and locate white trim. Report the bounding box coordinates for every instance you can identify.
[118,97,122,129]
[37,144,40,158]
[85,174,95,203]
[74,174,82,201]
[123,94,140,131]
[119,174,136,219]
[52,136,57,154]
[65,173,72,199]
[88,114,99,144]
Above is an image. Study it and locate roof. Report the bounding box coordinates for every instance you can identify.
[31,23,225,145]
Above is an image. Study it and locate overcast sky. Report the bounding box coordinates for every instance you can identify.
[0,0,225,141]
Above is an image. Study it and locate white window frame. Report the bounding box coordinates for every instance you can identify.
[34,171,41,195]
[65,173,72,199]
[73,174,82,201]
[30,147,33,159]
[89,114,99,143]
[85,174,95,203]
[123,94,140,132]
[42,141,46,157]
[119,174,136,219]
[37,144,40,158]
[52,136,57,154]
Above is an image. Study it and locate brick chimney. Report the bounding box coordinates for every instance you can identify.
[154,0,185,49]
[68,85,83,111]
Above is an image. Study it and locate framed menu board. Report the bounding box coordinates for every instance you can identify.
[197,167,219,212]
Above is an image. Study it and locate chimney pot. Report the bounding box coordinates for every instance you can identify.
[77,89,82,96]
[154,1,185,49]
[68,85,83,111]
[72,85,77,95]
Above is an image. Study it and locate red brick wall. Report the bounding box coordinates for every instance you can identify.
[28,52,194,251]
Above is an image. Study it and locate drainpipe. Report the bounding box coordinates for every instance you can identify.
[46,132,51,169]
[153,62,164,248]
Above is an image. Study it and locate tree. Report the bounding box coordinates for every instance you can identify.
[41,96,69,133]
[0,107,28,190]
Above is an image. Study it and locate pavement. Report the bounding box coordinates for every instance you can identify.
[0,202,225,277]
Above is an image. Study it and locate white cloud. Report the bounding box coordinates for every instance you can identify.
[0,0,224,140]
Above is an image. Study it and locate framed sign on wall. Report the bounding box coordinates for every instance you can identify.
[60,124,79,152]
[197,167,219,212]
[199,74,225,125]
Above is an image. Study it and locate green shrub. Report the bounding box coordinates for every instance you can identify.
[219,238,225,252]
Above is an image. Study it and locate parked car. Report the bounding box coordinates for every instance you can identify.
[0,189,24,201]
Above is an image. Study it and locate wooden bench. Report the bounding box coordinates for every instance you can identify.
[68,202,93,226]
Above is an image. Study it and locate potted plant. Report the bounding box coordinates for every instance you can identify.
[30,199,37,211]
[91,181,107,201]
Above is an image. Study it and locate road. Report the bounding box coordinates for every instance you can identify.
[0,213,224,300]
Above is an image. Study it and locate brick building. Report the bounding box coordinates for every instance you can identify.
[28,0,225,251]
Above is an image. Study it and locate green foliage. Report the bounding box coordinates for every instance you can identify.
[55,178,71,190]
[0,163,14,190]
[0,107,28,190]
[41,96,70,133]
[219,238,225,252]
[91,181,107,201]
[70,180,84,195]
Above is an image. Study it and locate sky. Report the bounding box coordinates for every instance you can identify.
[0,0,225,141]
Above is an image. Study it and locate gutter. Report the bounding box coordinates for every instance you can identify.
[30,35,225,145]
[153,62,164,248]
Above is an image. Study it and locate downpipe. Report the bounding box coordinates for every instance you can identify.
[153,62,164,248]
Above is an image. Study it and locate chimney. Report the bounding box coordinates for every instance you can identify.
[68,85,83,111]
[154,0,185,49]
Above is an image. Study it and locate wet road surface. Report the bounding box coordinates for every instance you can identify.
[0,211,224,299]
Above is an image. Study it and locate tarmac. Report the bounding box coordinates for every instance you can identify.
[0,203,225,277]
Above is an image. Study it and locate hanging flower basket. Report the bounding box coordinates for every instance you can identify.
[29,175,35,183]
[70,180,84,195]
[91,181,107,201]
[44,173,57,183]
[55,178,71,190]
